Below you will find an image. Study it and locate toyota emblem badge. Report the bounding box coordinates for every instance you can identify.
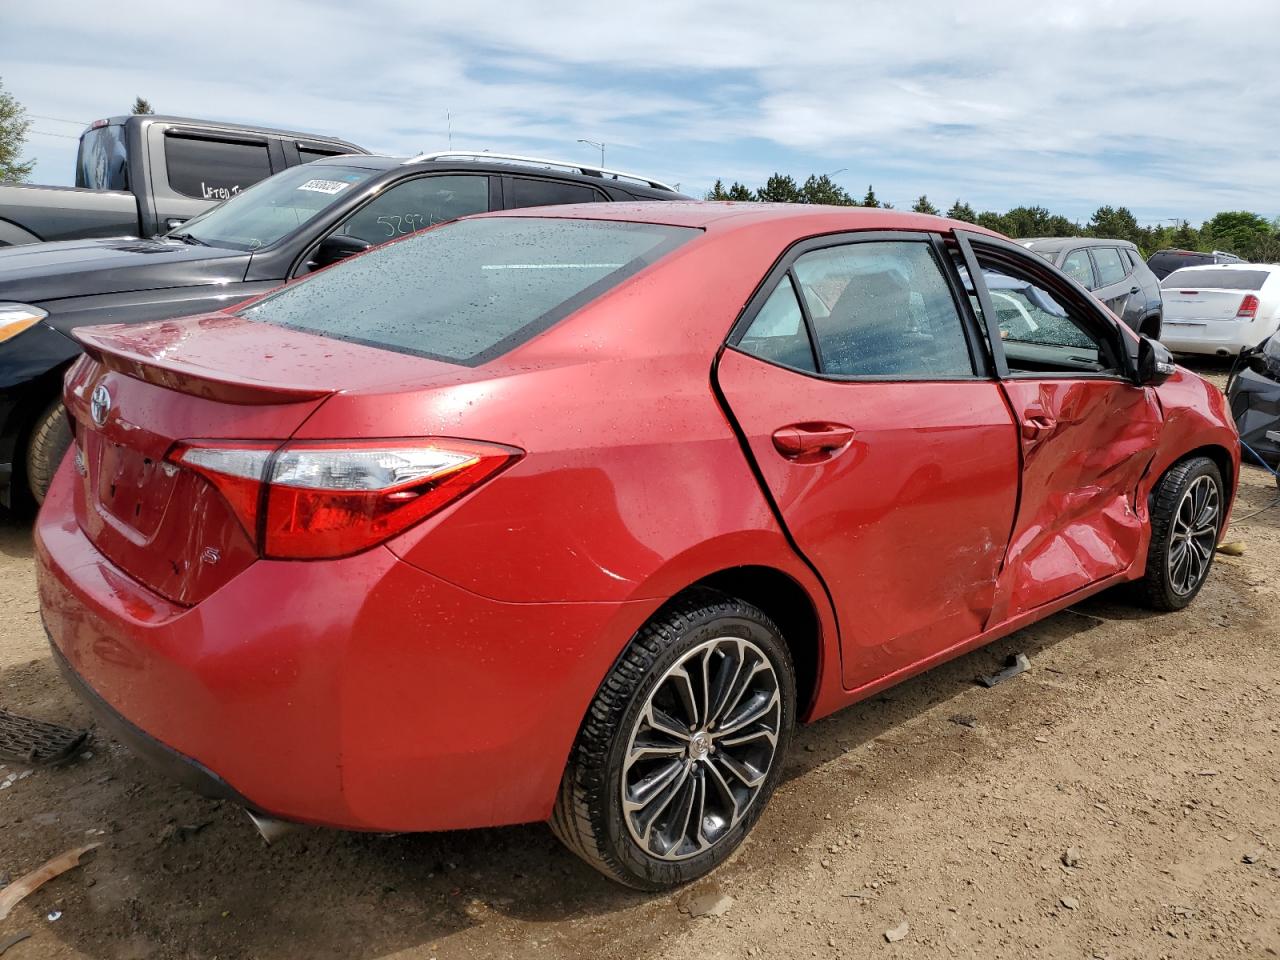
[90,384,111,427]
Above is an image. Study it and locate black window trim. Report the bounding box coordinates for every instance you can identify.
[726,229,994,384]
[956,231,1139,384]
[162,129,274,200]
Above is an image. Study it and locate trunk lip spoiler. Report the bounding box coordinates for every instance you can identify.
[73,327,334,405]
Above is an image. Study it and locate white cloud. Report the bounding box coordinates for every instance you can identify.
[5,0,1280,222]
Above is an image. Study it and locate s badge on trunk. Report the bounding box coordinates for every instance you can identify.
[90,384,111,427]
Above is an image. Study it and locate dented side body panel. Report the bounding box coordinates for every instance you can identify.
[990,378,1163,623]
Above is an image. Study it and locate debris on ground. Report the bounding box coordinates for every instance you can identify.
[948,714,977,728]
[680,887,736,918]
[45,910,61,922]
[0,933,32,957]
[884,920,909,943]
[0,709,89,766]
[0,843,100,921]
[976,653,1031,688]
[1242,850,1263,864]
[1217,541,1246,557]
[1062,847,1080,868]
[1060,896,1080,910]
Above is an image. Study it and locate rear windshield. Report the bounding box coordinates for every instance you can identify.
[76,125,128,191]
[240,217,697,365]
[1160,269,1272,291]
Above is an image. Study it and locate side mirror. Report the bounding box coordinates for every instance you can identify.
[310,234,372,269]
[1137,334,1176,385]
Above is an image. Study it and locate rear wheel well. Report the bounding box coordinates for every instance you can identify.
[677,566,821,716]
[1139,313,1162,339]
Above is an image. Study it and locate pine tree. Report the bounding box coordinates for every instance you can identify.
[861,184,880,208]
[132,96,154,115]
[912,195,939,216]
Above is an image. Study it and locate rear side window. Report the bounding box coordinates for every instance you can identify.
[1161,269,1271,290]
[298,145,345,164]
[738,276,817,372]
[1092,247,1128,286]
[507,178,606,208]
[1060,249,1094,288]
[165,134,272,201]
[242,217,696,365]
[791,241,974,378]
[76,125,128,191]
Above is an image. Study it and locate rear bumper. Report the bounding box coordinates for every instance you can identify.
[1228,365,1280,466]
[36,458,656,832]
[1162,318,1275,356]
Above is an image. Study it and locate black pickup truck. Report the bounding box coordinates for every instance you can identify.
[0,150,686,507]
[0,114,364,246]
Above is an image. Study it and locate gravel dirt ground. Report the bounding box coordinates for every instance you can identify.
[0,361,1277,960]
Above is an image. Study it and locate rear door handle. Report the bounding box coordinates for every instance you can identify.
[772,423,856,460]
[1130,285,1141,295]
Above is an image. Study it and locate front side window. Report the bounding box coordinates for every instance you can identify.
[1092,247,1128,286]
[337,175,489,244]
[1060,249,1095,288]
[165,134,273,201]
[171,164,377,251]
[241,217,696,365]
[975,253,1121,376]
[791,241,974,378]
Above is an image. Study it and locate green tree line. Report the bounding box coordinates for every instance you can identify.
[707,174,1280,262]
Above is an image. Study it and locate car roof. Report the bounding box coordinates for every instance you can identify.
[304,154,687,199]
[1020,237,1138,252]
[103,115,365,151]
[472,200,1001,238]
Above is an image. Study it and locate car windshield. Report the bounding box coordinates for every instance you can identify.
[169,164,377,251]
[1161,269,1271,291]
[241,216,697,365]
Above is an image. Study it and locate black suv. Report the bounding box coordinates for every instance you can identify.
[1147,248,1245,281]
[1019,237,1163,336]
[0,152,686,507]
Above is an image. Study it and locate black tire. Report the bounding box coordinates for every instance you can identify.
[1140,314,1162,340]
[26,398,73,505]
[1139,456,1224,611]
[551,589,796,890]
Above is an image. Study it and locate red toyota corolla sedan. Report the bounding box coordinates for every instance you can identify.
[37,203,1238,889]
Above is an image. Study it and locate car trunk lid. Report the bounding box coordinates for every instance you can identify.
[63,313,453,605]
[1162,288,1256,322]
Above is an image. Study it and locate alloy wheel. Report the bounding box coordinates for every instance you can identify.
[621,636,781,861]
[1167,474,1220,596]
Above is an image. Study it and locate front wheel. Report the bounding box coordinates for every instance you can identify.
[26,398,73,505]
[1140,456,1224,611]
[551,591,796,889]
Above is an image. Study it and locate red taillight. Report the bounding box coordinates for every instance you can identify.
[168,438,521,559]
[1237,294,1260,319]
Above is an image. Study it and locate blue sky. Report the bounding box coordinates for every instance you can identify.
[4,0,1279,225]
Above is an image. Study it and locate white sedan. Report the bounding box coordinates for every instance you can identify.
[1160,263,1280,356]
